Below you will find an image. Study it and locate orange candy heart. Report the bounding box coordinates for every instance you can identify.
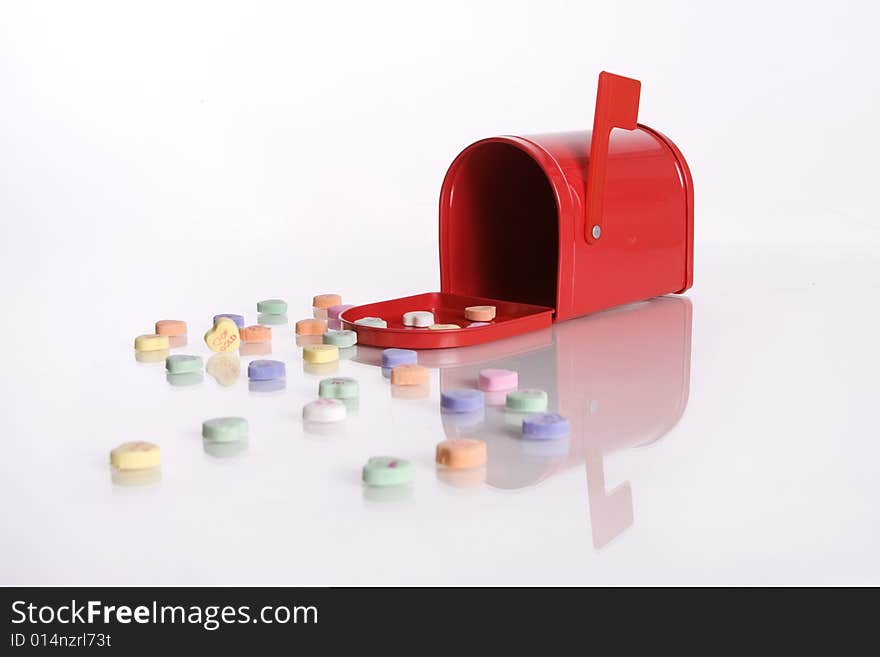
[435,438,487,469]
[240,324,271,343]
[154,319,187,336]
[295,318,328,335]
[464,305,496,322]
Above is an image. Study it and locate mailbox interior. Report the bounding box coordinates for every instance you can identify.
[440,142,560,312]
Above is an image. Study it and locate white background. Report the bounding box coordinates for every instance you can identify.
[1,0,879,585]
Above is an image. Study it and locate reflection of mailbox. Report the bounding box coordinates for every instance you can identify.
[343,72,693,350]
[438,297,692,549]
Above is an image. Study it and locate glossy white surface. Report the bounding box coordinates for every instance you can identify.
[1,244,878,585]
[2,1,879,585]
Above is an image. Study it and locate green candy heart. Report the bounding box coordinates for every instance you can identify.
[505,389,549,413]
[319,376,359,400]
[322,330,357,348]
[202,417,249,443]
[362,456,413,487]
[165,354,204,374]
[257,298,288,314]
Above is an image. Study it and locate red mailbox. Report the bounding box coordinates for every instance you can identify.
[342,71,693,349]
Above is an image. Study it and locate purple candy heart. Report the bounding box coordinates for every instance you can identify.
[440,389,484,413]
[247,359,286,381]
[522,412,570,439]
[381,348,418,369]
[328,304,355,320]
[213,313,245,328]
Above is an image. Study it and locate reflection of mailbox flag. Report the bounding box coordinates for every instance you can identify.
[344,72,693,349]
[438,297,692,549]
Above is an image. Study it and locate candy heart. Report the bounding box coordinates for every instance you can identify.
[165,354,203,374]
[353,317,387,328]
[134,334,169,352]
[362,456,413,487]
[302,344,339,364]
[204,317,240,353]
[505,388,549,413]
[202,416,249,443]
[435,438,487,469]
[318,376,359,400]
[302,398,347,422]
[464,305,496,322]
[110,441,160,470]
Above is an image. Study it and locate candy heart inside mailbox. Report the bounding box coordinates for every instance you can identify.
[343,71,693,349]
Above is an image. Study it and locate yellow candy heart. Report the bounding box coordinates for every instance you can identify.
[134,334,170,352]
[110,441,160,470]
[302,344,339,363]
[204,317,240,353]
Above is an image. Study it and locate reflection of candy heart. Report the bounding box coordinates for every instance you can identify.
[303,361,338,376]
[204,317,240,353]
[206,352,241,386]
[441,389,484,413]
[135,349,169,364]
[166,371,203,387]
[478,368,518,392]
[239,341,271,357]
[391,383,429,400]
[381,348,417,369]
[390,364,429,386]
[111,467,161,486]
[522,412,570,439]
[258,313,288,326]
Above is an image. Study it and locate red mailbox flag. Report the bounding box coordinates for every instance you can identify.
[585,72,642,244]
